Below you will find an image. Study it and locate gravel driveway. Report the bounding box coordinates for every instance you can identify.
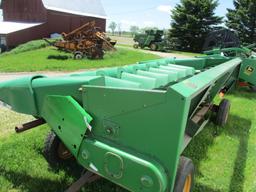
[140,49,192,58]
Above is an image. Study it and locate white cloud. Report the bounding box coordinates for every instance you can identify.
[157,5,172,13]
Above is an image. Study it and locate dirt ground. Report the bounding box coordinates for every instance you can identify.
[139,49,192,58]
[109,35,135,45]
[110,35,192,58]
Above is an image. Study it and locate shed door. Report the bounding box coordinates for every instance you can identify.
[0,36,6,45]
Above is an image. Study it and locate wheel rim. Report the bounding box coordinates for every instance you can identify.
[134,44,139,49]
[151,44,157,50]
[75,54,82,59]
[183,174,192,192]
[57,143,72,160]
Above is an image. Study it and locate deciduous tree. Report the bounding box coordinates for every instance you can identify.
[109,22,117,35]
[130,26,140,37]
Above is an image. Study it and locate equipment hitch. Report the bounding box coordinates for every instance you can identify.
[15,118,46,133]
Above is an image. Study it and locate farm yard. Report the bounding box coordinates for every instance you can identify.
[0,0,256,192]
[0,37,203,73]
[0,39,255,192]
[0,41,160,72]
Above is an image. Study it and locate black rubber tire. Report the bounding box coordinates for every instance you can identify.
[215,99,231,127]
[150,43,158,51]
[174,156,194,192]
[43,131,72,167]
[94,48,104,59]
[74,52,83,60]
[133,44,139,49]
[249,86,256,92]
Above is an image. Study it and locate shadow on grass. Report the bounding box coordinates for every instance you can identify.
[0,108,251,192]
[194,184,223,192]
[0,157,88,192]
[227,115,251,192]
[47,55,70,60]
[0,163,126,192]
[0,152,126,192]
[0,167,69,192]
[232,87,256,100]
[184,115,251,192]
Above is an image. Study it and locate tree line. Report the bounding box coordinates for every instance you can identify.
[109,0,256,53]
[170,0,256,52]
[108,22,159,37]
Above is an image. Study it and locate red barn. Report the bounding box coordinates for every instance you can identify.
[0,0,107,50]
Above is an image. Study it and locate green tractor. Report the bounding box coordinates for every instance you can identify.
[133,30,167,51]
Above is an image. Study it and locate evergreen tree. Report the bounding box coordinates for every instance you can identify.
[226,0,256,44]
[169,0,222,52]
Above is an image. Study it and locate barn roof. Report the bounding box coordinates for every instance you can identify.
[42,0,107,19]
[0,22,43,34]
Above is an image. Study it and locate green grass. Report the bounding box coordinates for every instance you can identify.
[184,89,256,192]
[0,47,160,72]
[0,89,255,192]
[3,40,50,55]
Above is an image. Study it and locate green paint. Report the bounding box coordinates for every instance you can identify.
[0,55,255,191]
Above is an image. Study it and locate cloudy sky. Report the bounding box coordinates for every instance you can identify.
[0,0,234,30]
[102,0,234,30]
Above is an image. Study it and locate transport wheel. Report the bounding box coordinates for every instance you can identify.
[133,44,139,49]
[215,99,231,127]
[74,52,83,60]
[150,43,158,51]
[43,131,73,166]
[93,47,104,59]
[249,86,256,92]
[174,156,194,192]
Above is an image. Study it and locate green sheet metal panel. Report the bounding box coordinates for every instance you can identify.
[149,68,179,82]
[171,58,242,98]
[239,59,256,85]
[81,86,191,191]
[168,64,195,76]
[0,55,252,192]
[0,76,104,116]
[41,96,93,156]
[77,139,168,192]
[121,72,157,89]
[136,70,169,87]
[159,66,186,79]
[0,75,45,115]
[105,77,141,89]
